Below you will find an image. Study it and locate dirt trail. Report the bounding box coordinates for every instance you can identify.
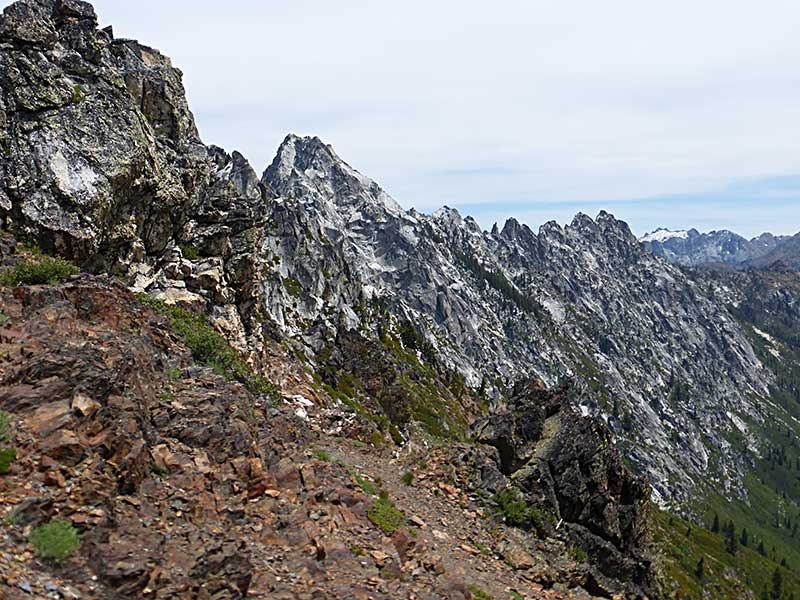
[314,435,581,600]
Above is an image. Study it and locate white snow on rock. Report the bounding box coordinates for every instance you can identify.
[639,228,689,243]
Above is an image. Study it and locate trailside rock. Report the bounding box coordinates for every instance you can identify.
[471,380,655,598]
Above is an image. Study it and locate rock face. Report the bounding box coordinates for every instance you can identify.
[0,0,269,360]
[640,228,794,268]
[471,380,655,598]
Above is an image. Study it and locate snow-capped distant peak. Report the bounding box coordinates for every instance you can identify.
[639,228,689,243]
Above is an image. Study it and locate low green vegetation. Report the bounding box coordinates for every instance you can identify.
[354,472,378,496]
[29,518,81,564]
[402,470,414,486]
[178,243,200,260]
[0,412,11,442]
[135,294,280,401]
[367,493,405,533]
[454,249,544,318]
[492,489,548,534]
[315,449,332,462]
[0,412,14,474]
[655,509,800,599]
[467,584,494,600]
[0,256,78,287]
[0,447,15,474]
[71,84,84,103]
[282,277,303,297]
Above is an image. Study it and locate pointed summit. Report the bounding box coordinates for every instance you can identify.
[262,133,403,218]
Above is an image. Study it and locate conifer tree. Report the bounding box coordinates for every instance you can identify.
[695,557,705,580]
[771,567,782,600]
[726,525,738,555]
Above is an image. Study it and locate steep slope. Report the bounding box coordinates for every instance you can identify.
[641,228,790,268]
[0,234,658,599]
[259,135,776,507]
[0,3,660,598]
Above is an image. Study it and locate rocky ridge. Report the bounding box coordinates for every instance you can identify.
[0,0,793,512]
[258,135,773,505]
[640,228,795,269]
[0,232,656,598]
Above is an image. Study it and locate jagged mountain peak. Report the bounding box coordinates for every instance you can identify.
[431,205,464,225]
[500,216,521,238]
[569,211,597,232]
[262,133,404,220]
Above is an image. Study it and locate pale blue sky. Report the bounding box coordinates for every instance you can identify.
[8,0,800,238]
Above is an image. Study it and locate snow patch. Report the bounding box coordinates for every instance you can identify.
[640,229,689,243]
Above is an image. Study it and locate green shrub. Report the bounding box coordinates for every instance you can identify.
[493,489,546,532]
[0,256,78,287]
[367,496,404,533]
[402,470,414,486]
[282,277,303,297]
[315,450,332,462]
[570,544,588,563]
[0,412,11,442]
[178,243,200,261]
[30,518,81,564]
[389,423,404,446]
[354,473,377,496]
[467,585,494,600]
[0,447,15,474]
[135,294,280,401]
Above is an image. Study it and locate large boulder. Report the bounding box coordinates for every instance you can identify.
[471,379,656,598]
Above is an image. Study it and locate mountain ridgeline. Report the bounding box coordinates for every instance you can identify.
[2,1,800,598]
[641,227,800,270]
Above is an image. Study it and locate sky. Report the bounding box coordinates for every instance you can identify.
[12,0,800,237]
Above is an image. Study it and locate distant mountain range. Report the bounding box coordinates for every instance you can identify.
[640,227,800,270]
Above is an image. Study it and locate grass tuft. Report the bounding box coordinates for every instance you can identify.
[367,495,404,533]
[0,448,15,474]
[492,489,547,533]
